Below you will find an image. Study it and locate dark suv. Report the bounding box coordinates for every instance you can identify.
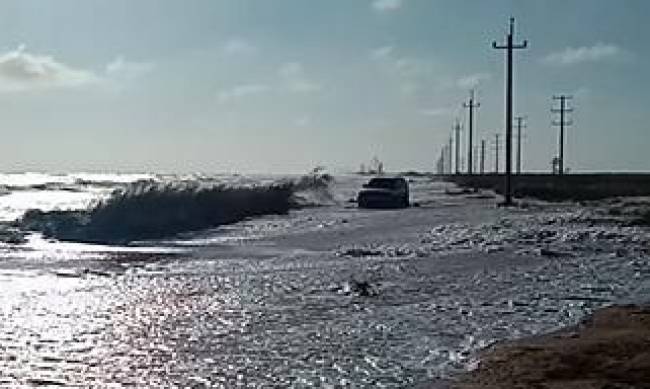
[357,177,410,208]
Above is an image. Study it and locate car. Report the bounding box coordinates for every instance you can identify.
[357,177,410,208]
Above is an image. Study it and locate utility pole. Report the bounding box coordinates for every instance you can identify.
[493,17,528,205]
[480,139,486,174]
[514,116,527,174]
[552,95,573,175]
[447,136,453,174]
[444,144,450,174]
[463,90,480,175]
[454,121,462,175]
[494,133,501,173]
[441,145,447,175]
[436,149,444,175]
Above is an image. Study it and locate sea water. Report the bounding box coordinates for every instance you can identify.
[0,172,648,387]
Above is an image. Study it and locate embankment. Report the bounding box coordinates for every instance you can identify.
[453,304,650,389]
[443,173,650,201]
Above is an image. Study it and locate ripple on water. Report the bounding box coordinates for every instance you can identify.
[1,207,649,387]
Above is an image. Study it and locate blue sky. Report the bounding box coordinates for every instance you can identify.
[0,0,647,173]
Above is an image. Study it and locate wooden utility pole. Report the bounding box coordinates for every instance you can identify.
[493,17,528,205]
[514,116,526,174]
[463,90,480,175]
[480,139,486,174]
[454,121,462,175]
[441,145,447,175]
[494,133,500,174]
[448,136,453,174]
[552,95,573,175]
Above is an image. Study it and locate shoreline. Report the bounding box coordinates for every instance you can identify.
[450,304,650,389]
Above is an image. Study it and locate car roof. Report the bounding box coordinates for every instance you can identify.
[368,177,406,182]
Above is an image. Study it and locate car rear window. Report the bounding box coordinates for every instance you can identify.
[367,178,403,189]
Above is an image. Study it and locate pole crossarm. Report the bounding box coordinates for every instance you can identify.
[492,18,528,50]
[552,120,573,126]
[493,42,528,50]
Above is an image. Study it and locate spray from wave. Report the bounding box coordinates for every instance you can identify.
[14,170,334,245]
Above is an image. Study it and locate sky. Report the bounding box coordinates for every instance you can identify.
[0,0,647,174]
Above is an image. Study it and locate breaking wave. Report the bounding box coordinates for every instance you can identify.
[289,168,335,206]
[15,172,334,245]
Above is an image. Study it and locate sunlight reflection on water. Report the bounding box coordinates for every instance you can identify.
[0,174,648,387]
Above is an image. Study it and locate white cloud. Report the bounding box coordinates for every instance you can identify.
[222,38,258,56]
[370,46,394,60]
[372,0,403,12]
[106,56,154,80]
[278,62,322,93]
[217,83,270,103]
[418,107,453,117]
[0,46,154,93]
[278,62,303,78]
[573,86,591,101]
[369,46,447,100]
[289,80,322,93]
[0,45,100,91]
[457,73,491,90]
[370,46,435,80]
[400,82,420,97]
[542,43,625,66]
[295,115,312,127]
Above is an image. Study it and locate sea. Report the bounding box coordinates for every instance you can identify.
[0,171,648,388]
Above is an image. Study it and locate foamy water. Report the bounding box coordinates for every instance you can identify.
[0,172,648,387]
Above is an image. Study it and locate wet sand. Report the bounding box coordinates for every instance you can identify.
[453,305,650,389]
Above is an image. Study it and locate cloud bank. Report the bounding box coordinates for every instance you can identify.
[372,0,403,12]
[278,62,322,93]
[0,45,153,92]
[542,43,625,66]
[0,45,100,91]
[457,73,491,89]
[217,84,270,103]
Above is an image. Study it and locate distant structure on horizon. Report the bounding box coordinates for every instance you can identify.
[358,157,384,175]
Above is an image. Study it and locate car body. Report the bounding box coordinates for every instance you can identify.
[357,177,410,208]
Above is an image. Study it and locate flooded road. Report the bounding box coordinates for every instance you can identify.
[1,177,649,387]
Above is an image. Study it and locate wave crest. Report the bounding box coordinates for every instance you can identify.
[15,171,335,244]
[289,167,336,207]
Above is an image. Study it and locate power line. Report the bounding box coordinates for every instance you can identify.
[463,89,480,175]
[492,17,528,205]
[552,95,573,175]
